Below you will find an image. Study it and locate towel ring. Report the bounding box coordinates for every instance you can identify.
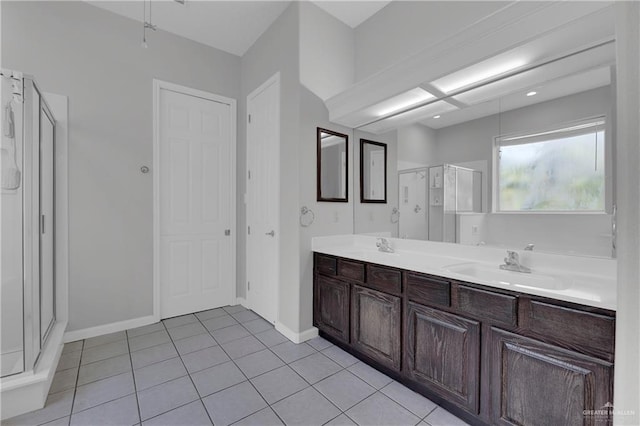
[300,206,315,227]
[390,207,400,224]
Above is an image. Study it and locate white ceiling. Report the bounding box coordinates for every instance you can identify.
[88,0,390,56]
[311,1,391,28]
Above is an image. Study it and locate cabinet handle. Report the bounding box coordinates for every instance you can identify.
[41,215,45,234]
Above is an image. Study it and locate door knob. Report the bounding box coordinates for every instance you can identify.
[265,230,275,237]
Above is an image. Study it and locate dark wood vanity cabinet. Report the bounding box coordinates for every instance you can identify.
[489,328,614,426]
[405,302,480,413]
[313,252,615,425]
[351,285,401,370]
[313,274,350,343]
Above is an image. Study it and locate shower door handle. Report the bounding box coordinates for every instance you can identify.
[41,215,45,234]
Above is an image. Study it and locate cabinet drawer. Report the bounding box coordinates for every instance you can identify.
[315,254,337,276]
[338,259,365,282]
[522,300,615,359]
[406,272,450,307]
[366,264,402,295]
[457,285,518,328]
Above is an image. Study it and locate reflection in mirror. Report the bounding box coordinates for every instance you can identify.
[355,39,616,258]
[360,139,387,203]
[317,128,348,202]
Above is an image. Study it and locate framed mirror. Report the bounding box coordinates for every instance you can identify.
[317,128,349,202]
[360,139,387,203]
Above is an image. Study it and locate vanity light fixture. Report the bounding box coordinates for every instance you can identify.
[526,91,537,97]
[375,88,435,117]
[433,59,527,94]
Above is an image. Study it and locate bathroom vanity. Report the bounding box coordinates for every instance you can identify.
[312,235,615,426]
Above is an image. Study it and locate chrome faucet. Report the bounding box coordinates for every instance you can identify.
[500,250,531,273]
[376,238,395,253]
[524,244,535,251]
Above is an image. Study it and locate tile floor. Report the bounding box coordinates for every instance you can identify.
[5,305,469,426]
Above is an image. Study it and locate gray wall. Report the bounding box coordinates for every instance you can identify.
[354,1,504,81]
[1,1,241,331]
[397,123,437,170]
[299,2,355,101]
[298,86,354,333]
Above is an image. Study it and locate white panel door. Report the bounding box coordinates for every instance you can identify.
[246,75,279,324]
[159,88,233,318]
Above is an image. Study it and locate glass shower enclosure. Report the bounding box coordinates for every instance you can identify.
[1,72,56,378]
[428,164,482,242]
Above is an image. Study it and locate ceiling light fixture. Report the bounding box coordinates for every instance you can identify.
[141,0,157,49]
[433,115,441,119]
[433,59,527,94]
[375,88,435,117]
[526,91,537,97]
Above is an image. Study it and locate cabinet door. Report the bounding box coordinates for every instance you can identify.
[405,302,480,413]
[314,275,350,343]
[351,285,401,370]
[489,328,613,426]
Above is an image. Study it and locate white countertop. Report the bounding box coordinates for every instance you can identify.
[312,234,617,311]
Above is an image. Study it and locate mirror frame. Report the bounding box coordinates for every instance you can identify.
[360,139,388,204]
[317,127,349,202]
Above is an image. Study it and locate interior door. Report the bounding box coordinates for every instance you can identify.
[39,105,55,344]
[159,87,234,318]
[246,75,280,324]
[369,150,385,199]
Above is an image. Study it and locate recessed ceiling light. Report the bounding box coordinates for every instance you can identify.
[375,88,435,117]
[526,91,537,97]
[433,115,441,119]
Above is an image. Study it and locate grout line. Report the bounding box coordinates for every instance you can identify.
[422,405,440,421]
[322,412,346,426]
[125,329,144,425]
[67,339,85,422]
[162,318,215,426]
[193,311,289,426]
[55,309,456,426]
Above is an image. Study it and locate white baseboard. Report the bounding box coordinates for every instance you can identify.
[275,322,319,344]
[235,297,247,308]
[63,315,157,343]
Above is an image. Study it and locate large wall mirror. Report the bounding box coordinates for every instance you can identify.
[317,128,348,202]
[347,6,616,258]
[360,139,387,203]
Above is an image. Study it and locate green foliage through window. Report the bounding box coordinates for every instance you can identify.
[497,126,605,212]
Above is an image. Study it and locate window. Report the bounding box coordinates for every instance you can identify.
[496,118,606,212]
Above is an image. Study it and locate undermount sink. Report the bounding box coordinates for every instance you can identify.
[444,263,570,291]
